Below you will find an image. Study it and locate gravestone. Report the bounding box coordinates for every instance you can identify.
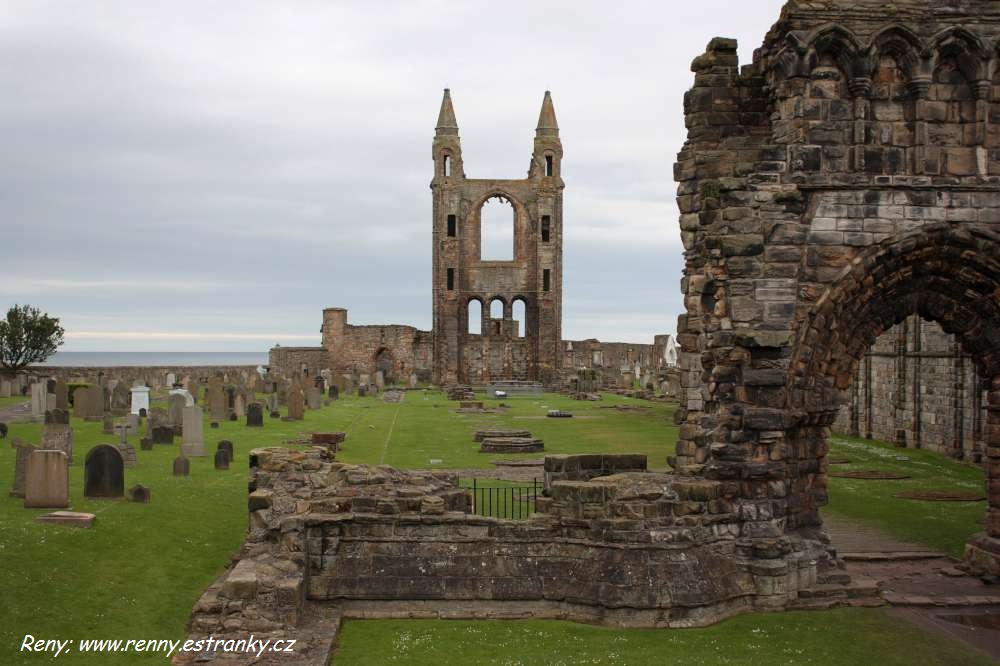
[102,413,114,435]
[287,390,304,420]
[208,387,227,421]
[111,383,130,410]
[9,438,37,498]
[374,371,385,389]
[41,424,73,464]
[151,426,174,445]
[126,413,139,431]
[214,449,229,470]
[24,450,69,509]
[139,407,147,418]
[130,385,150,416]
[328,385,339,400]
[45,408,69,425]
[84,445,124,498]
[234,394,246,418]
[307,389,322,410]
[140,437,153,451]
[172,456,190,477]
[126,484,150,503]
[266,393,278,414]
[217,440,234,461]
[168,394,187,426]
[30,383,46,420]
[409,373,418,388]
[0,423,6,439]
[46,392,57,413]
[54,379,69,410]
[165,372,176,388]
[0,379,11,397]
[246,402,263,427]
[72,387,89,418]
[170,388,194,407]
[182,405,206,456]
[357,385,368,397]
[117,443,137,468]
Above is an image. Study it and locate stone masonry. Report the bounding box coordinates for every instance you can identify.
[671,0,1000,573]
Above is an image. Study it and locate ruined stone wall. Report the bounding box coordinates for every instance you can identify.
[672,0,1000,551]
[833,314,989,460]
[561,339,665,387]
[266,347,326,379]
[182,448,830,656]
[30,365,259,390]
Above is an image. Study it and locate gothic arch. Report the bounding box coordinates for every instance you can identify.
[868,25,925,82]
[803,24,867,82]
[784,224,1000,533]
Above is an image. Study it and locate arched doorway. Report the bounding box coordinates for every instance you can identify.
[784,225,1000,563]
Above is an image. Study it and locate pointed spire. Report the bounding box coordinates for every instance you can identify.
[535,90,558,137]
[436,88,458,135]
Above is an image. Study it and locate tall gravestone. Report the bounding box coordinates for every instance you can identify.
[72,387,89,419]
[30,383,46,420]
[130,385,150,416]
[41,424,73,464]
[167,394,186,427]
[234,394,246,418]
[24,450,69,508]
[54,379,69,411]
[9,438,37,498]
[208,385,227,421]
[182,405,206,456]
[84,445,124,498]
[287,390,305,420]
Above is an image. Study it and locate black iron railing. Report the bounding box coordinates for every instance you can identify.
[469,479,541,520]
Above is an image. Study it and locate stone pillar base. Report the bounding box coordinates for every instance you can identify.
[963,533,1000,578]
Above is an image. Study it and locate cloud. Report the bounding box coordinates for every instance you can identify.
[0,0,785,349]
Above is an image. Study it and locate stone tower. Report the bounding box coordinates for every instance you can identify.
[431,89,564,385]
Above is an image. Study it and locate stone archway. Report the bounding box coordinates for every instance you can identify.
[783,225,1000,556]
[374,348,396,385]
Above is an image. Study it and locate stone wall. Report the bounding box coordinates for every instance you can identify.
[672,0,1000,573]
[265,347,327,379]
[832,314,989,460]
[28,365,259,391]
[180,448,831,661]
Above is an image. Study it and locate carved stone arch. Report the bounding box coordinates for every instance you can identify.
[868,25,926,81]
[930,26,991,84]
[804,24,866,82]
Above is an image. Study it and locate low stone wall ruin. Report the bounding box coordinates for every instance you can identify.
[179,447,832,663]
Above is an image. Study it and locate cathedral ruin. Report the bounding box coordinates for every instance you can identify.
[268,91,676,388]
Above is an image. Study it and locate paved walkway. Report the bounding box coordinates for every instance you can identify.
[0,399,30,424]
[824,512,1000,661]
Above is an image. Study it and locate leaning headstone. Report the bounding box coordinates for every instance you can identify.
[172,456,190,477]
[287,390,305,420]
[9,438,38,498]
[214,449,230,470]
[126,484,150,503]
[84,445,124,498]
[41,424,73,464]
[217,440,234,461]
[24,450,69,508]
[182,405,206,456]
[246,402,263,427]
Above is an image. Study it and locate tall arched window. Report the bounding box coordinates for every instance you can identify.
[443,154,451,177]
[489,298,504,320]
[512,299,526,337]
[481,196,514,260]
[467,299,482,335]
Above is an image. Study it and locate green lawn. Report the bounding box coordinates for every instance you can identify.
[824,434,986,558]
[0,391,991,664]
[0,395,28,409]
[333,609,993,665]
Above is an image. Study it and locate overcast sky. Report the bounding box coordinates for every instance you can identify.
[0,1,784,351]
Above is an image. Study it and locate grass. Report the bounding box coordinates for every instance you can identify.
[824,433,986,558]
[0,391,991,664]
[0,395,28,409]
[333,609,994,665]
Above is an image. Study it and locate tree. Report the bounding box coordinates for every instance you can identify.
[0,304,65,376]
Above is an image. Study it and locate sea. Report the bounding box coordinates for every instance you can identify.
[39,352,269,367]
